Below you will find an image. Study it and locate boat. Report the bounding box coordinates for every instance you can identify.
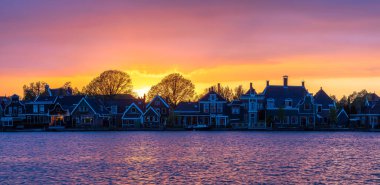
[185,124,211,131]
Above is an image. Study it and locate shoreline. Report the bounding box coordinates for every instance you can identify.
[2,127,380,132]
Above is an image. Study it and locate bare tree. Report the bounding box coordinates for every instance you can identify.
[23,81,47,101]
[83,70,133,96]
[234,85,246,100]
[147,73,195,108]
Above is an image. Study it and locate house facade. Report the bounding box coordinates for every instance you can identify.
[2,95,26,128]
[174,86,229,128]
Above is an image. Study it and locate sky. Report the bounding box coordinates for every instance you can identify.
[1,0,380,98]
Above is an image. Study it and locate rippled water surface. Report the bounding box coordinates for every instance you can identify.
[0,132,380,184]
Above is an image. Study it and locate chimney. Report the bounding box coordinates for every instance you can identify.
[45,84,51,96]
[302,81,305,87]
[250,82,253,89]
[283,75,288,87]
[217,83,221,92]
[266,80,270,86]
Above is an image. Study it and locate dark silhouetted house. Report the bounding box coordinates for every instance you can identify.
[122,103,144,128]
[261,76,315,128]
[145,95,170,127]
[175,85,229,128]
[70,97,110,128]
[227,100,245,128]
[350,94,380,129]
[49,95,85,128]
[239,82,266,129]
[337,109,349,127]
[25,96,57,128]
[314,87,336,127]
[95,94,145,128]
[1,94,26,128]
[143,107,161,128]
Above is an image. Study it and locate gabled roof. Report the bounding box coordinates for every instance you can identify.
[85,97,110,115]
[245,85,257,95]
[175,102,199,112]
[124,103,144,115]
[146,95,170,108]
[314,88,334,109]
[262,85,308,107]
[337,109,349,118]
[56,95,85,113]
[144,106,160,116]
[199,91,226,102]
[33,96,58,104]
[94,94,144,114]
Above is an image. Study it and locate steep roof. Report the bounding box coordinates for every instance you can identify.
[146,95,170,108]
[55,95,85,113]
[314,88,334,109]
[262,85,308,107]
[34,96,57,104]
[85,97,110,115]
[199,90,226,102]
[175,102,199,112]
[94,94,144,113]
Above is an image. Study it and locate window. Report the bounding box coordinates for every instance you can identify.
[111,106,118,114]
[217,104,223,113]
[283,116,289,124]
[304,103,311,110]
[267,99,275,109]
[18,107,22,114]
[210,94,217,101]
[204,103,209,113]
[39,105,44,113]
[155,101,160,106]
[210,103,216,113]
[79,106,88,113]
[285,99,292,108]
[8,107,12,115]
[317,105,322,113]
[232,107,240,114]
[131,107,136,113]
[33,105,38,113]
[309,117,314,124]
[156,108,160,114]
[162,108,167,114]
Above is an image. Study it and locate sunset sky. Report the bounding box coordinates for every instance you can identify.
[1,0,380,98]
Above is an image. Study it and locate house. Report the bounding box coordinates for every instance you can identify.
[174,85,229,128]
[314,87,336,127]
[49,95,84,128]
[337,109,349,128]
[227,100,245,128]
[24,96,57,128]
[2,94,26,128]
[143,107,161,128]
[145,95,170,127]
[261,76,315,129]
[350,95,380,129]
[239,82,266,129]
[121,103,144,128]
[70,97,110,128]
[95,94,145,128]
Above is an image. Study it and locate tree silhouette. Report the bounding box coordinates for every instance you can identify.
[147,73,195,108]
[83,70,133,96]
[23,81,47,101]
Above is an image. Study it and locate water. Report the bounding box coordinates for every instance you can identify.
[0,132,379,184]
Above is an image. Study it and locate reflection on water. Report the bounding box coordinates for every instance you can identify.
[0,132,379,184]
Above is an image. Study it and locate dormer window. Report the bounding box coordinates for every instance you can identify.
[210,94,217,101]
[267,99,275,109]
[285,99,292,108]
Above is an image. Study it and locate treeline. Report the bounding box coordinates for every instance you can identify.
[22,70,376,113]
[22,70,246,108]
